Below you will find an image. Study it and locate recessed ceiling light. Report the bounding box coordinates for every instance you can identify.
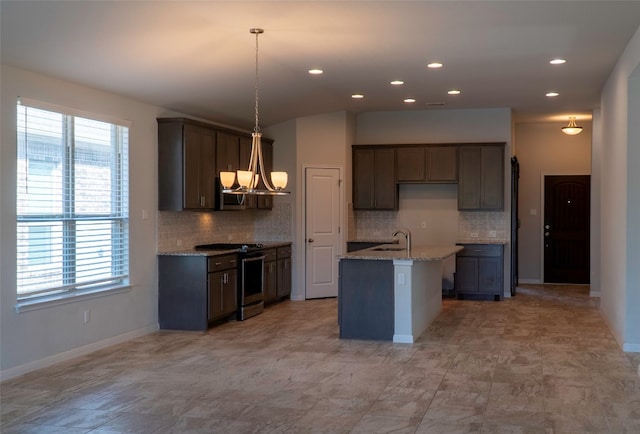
[546,91,559,97]
[390,80,404,86]
[447,89,461,95]
[404,98,416,103]
[550,58,566,65]
[351,94,364,99]
[308,69,323,75]
[427,62,443,69]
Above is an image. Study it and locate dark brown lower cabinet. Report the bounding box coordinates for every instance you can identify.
[276,245,292,298]
[159,254,238,331]
[208,255,238,321]
[262,248,278,304]
[455,244,504,301]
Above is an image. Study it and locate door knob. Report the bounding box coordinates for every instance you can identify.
[544,232,550,237]
[545,224,550,229]
[307,238,314,243]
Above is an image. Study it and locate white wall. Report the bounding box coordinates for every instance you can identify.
[284,111,354,300]
[0,65,163,377]
[626,68,640,350]
[599,26,640,351]
[514,122,592,284]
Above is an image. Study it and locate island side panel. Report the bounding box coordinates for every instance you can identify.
[411,261,443,340]
[338,259,394,341]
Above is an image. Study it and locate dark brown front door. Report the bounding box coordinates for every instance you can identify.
[544,175,590,284]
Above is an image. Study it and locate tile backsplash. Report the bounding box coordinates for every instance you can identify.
[351,209,506,241]
[157,201,292,251]
[458,211,507,240]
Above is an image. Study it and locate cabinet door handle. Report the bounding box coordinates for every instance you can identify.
[215,262,222,266]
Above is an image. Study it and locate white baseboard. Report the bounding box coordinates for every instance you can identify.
[589,290,601,297]
[623,343,640,353]
[1,324,159,382]
[518,279,542,284]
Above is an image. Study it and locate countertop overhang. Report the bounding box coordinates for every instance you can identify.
[158,241,291,257]
[339,244,463,262]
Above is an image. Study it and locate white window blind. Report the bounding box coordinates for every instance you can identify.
[16,99,129,300]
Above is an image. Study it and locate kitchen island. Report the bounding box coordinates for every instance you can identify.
[338,244,463,343]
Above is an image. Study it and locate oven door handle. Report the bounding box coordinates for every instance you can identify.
[242,255,266,263]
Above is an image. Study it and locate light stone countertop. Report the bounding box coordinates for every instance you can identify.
[157,241,291,257]
[455,239,508,245]
[339,244,463,262]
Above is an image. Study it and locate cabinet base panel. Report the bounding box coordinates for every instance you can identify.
[455,293,503,301]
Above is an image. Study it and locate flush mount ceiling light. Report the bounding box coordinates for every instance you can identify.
[351,94,364,99]
[561,116,583,135]
[546,91,559,97]
[390,80,404,85]
[404,98,416,103]
[550,58,566,65]
[447,89,461,95]
[427,62,443,69]
[220,28,289,196]
[308,68,323,75]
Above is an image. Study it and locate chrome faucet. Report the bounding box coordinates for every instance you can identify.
[392,228,411,254]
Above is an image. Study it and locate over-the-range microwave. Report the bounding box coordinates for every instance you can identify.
[215,177,247,210]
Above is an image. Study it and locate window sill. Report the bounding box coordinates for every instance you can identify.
[14,285,133,313]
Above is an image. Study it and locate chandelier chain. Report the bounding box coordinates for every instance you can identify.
[254,30,260,133]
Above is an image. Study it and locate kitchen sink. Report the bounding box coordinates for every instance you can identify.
[372,247,406,251]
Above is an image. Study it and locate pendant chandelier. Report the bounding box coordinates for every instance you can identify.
[220,28,289,196]
[561,116,583,135]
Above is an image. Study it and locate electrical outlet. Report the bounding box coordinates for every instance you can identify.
[470,232,479,238]
[488,230,497,238]
[397,273,405,285]
[83,310,90,324]
[176,239,182,247]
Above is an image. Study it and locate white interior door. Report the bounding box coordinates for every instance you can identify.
[305,167,341,299]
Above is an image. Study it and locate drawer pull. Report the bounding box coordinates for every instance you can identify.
[215,262,222,266]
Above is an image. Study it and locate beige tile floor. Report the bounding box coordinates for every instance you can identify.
[2,284,640,433]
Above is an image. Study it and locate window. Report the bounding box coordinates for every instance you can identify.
[16,99,129,301]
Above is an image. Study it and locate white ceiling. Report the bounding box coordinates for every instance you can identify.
[2,1,640,130]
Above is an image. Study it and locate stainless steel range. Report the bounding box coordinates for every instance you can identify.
[195,243,265,320]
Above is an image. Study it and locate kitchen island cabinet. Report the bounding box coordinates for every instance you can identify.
[338,244,462,342]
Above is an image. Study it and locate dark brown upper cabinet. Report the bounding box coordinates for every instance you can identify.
[158,118,274,211]
[353,146,398,210]
[216,131,240,175]
[396,145,458,183]
[458,145,504,211]
[158,119,216,210]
